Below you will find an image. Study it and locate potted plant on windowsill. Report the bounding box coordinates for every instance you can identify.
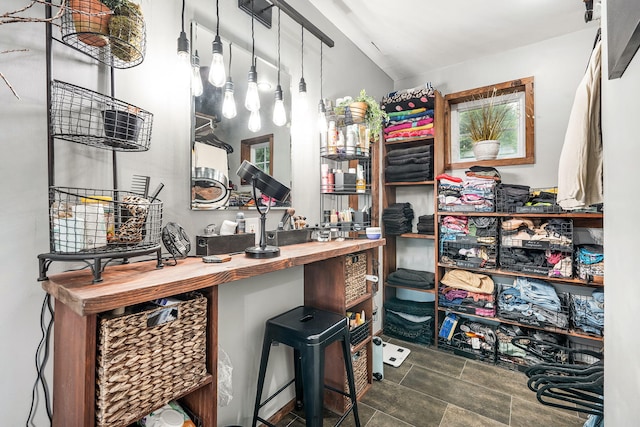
[466,88,511,160]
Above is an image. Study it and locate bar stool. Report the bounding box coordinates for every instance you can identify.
[252,306,361,427]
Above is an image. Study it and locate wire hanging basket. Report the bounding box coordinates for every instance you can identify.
[50,80,153,151]
[60,0,147,69]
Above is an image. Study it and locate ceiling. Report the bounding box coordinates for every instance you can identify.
[309,0,599,82]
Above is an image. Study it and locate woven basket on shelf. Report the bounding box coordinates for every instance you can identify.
[345,252,367,305]
[343,350,368,406]
[95,293,208,427]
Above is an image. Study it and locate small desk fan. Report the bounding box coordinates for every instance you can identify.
[162,222,191,264]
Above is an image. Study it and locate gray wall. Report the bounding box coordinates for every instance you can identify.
[0,0,391,425]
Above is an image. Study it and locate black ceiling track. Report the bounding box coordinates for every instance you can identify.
[238,0,335,48]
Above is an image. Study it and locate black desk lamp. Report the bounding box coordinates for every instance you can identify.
[236,160,291,258]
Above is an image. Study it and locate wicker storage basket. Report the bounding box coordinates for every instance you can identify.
[96,293,208,427]
[345,252,367,306]
[343,350,368,405]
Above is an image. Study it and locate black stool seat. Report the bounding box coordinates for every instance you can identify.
[252,306,361,427]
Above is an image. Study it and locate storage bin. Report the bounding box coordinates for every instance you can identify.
[344,252,367,306]
[95,293,208,427]
[343,349,368,405]
[349,319,371,346]
[49,186,162,255]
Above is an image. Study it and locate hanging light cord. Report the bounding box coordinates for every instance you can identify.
[181,0,186,33]
[277,8,281,86]
[251,0,256,67]
[300,25,304,79]
[228,42,233,75]
[216,0,220,35]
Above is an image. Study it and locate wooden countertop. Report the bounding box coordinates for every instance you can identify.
[41,238,386,316]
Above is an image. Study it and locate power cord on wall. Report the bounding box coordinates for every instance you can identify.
[26,294,54,427]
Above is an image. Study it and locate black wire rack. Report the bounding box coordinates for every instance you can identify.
[50,80,153,151]
[60,2,146,69]
[39,186,164,283]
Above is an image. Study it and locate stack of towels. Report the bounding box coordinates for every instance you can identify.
[386,268,435,290]
[417,214,435,235]
[384,297,435,345]
[382,203,414,235]
[385,144,433,183]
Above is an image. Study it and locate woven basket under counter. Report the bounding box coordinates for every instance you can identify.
[95,293,208,427]
[344,252,368,306]
[343,349,369,406]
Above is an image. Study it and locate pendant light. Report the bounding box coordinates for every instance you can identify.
[245,0,261,120]
[208,0,225,87]
[176,0,190,64]
[222,42,237,119]
[248,109,262,132]
[272,8,286,127]
[298,25,308,113]
[191,49,204,96]
[317,40,327,132]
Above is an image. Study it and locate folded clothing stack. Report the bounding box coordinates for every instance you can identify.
[384,297,435,345]
[497,277,568,329]
[416,214,435,235]
[385,144,433,182]
[576,244,604,282]
[570,290,604,336]
[382,202,414,235]
[437,174,497,212]
[496,183,531,212]
[438,269,496,317]
[439,216,498,269]
[387,268,435,289]
[381,84,437,143]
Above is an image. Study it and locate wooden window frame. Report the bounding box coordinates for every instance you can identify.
[444,76,535,169]
[240,133,274,185]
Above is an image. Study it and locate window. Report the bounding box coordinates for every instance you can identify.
[240,134,274,184]
[444,77,534,169]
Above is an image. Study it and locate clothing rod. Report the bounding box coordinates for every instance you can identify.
[270,0,335,48]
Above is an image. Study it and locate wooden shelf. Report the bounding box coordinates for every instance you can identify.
[385,180,435,186]
[437,263,604,287]
[436,307,603,342]
[438,211,603,219]
[384,135,434,146]
[384,283,436,293]
[398,233,435,239]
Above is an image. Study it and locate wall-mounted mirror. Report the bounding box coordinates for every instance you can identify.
[190,22,292,210]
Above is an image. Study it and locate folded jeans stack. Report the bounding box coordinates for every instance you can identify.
[570,290,604,336]
[498,277,568,329]
[387,268,435,289]
[385,144,433,182]
[382,202,414,235]
[383,297,435,345]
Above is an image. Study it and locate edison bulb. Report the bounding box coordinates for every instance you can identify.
[273,85,286,126]
[245,65,260,111]
[208,35,226,87]
[248,109,261,132]
[191,65,203,97]
[222,78,237,119]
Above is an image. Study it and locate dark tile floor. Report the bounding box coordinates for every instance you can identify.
[276,336,587,427]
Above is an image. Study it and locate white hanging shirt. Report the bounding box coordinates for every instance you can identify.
[557,39,603,210]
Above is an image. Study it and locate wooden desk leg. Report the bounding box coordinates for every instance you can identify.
[52,300,97,427]
[182,286,218,427]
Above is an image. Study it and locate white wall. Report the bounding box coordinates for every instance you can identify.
[0,0,391,426]
[397,26,600,186]
[600,1,640,424]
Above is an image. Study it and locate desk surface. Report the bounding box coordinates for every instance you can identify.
[41,238,385,316]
